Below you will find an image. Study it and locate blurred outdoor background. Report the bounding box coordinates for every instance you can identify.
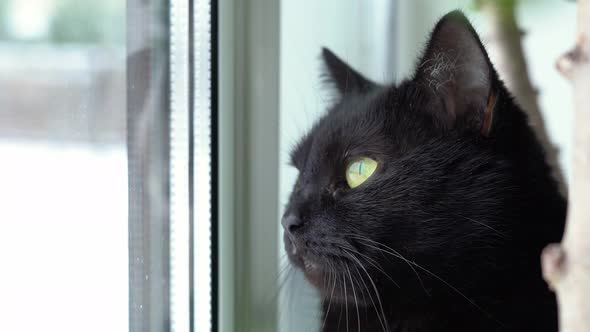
[0,0,577,331]
[0,0,127,331]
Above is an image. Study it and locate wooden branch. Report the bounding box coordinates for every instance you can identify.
[542,0,590,331]
[477,0,567,196]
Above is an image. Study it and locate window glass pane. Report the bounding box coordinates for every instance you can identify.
[0,1,127,331]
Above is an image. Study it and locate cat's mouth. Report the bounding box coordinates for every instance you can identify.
[284,233,326,285]
[295,252,371,303]
[289,242,322,274]
[284,234,380,304]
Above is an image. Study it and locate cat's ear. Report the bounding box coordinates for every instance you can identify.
[321,48,376,96]
[414,11,498,136]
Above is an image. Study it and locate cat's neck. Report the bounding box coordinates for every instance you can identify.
[322,278,557,332]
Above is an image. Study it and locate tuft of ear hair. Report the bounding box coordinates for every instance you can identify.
[321,48,377,96]
[414,11,498,136]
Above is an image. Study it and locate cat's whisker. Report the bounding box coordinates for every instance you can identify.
[349,261,367,304]
[277,260,292,280]
[344,233,429,295]
[263,262,295,310]
[277,267,296,323]
[337,294,344,331]
[275,263,295,293]
[351,236,438,297]
[351,260,388,332]
[345,263,361,332]
[277,266,293,289]
[455,214,509,239]
[338,243,382,268]
[348,236,499,323]
[402,261,506,328]
[335,243,399,288]
[342,273,349,332]
[343,250,390,332]
[321,266,337,332]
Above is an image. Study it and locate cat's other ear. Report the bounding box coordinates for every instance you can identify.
[414,11,498,136]
[321,48,376,96]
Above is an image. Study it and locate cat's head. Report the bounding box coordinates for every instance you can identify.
[282,11,563,306]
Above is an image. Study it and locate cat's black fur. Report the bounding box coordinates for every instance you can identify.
[282,11,566,332]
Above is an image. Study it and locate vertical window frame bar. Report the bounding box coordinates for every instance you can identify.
[169,0,191,330]
[127,0,171,331]
[193,0,215,331]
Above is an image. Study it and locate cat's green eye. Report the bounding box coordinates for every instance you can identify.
[345,157,378,188]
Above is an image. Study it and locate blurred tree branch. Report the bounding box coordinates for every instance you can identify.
[476,0,567,196]
[542,0,590,332]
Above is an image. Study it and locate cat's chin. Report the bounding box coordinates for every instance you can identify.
[284,234,347,296]
[297,256,374,305]
[301,256,324,288]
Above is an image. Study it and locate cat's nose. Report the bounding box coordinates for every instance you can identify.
[281,214,303,235]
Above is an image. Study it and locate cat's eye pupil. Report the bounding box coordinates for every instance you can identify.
[345,157,378,189]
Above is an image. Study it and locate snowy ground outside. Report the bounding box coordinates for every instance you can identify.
[0,140,128,331]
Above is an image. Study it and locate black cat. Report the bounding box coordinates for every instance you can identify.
[282,11,566,332]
